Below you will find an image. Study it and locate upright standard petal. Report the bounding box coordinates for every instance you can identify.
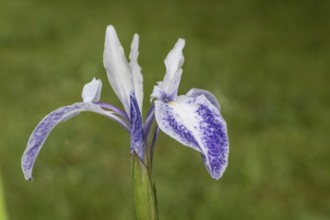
[130,93,144,160]
[82,78,102,103]
[129,34,143,111]
[21,102,129,180]
[154,95,229,179]
[103,25,133,114]
[151,39,185,101]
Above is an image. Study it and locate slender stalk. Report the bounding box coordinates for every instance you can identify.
[131,154,158,220]
[144,104,159,174]
[145,117,159,174]
[0,172,8,220]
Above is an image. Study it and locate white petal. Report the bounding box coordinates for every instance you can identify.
[103,25,133,114]
[151,39,185,101]
[163,38,185,90]
[129,34,143,111]
[154,95,229,179]
[186,88,220,110]
[82,78,102,103]
[21,102,129,180]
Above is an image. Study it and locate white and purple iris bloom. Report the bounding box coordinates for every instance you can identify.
[21,25,229,181]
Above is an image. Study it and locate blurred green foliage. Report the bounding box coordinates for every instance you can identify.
[1,0,330,219]
[0,174,8,220]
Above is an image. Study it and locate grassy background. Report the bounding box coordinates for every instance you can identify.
[0,173,7,220]
[1,0,330,219]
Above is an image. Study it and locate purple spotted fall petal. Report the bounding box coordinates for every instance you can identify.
[21,102,129,180]
[154,95,229,179]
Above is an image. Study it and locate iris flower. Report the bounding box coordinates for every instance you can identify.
[22,25,228,184]
[151,38,229,179]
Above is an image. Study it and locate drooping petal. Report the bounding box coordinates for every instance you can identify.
[130,93,144,160]
[21,102,129,180]
[129,34,143,112]
[103,25,133,114]
[151,39,185,101]
[154,95,229,179]
[82,78,102,103]
[186,88,220,110]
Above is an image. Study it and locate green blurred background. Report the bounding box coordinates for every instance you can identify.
[1,0,329,219]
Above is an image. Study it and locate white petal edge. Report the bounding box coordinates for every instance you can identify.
[186,88,220,110]
[82,78,102,103]
[129,34,143,111]
[154,95,229,179]
[21,102,129,180]
[103,25,133,114]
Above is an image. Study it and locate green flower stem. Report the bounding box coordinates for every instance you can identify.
[131,154,158,220]
[0,172,8,220]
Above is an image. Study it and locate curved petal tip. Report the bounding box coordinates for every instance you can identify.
[82,78,102,103]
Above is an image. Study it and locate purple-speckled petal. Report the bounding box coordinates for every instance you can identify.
[21,102,129,180]
[130,93,144,160]
[154,95,229,179]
